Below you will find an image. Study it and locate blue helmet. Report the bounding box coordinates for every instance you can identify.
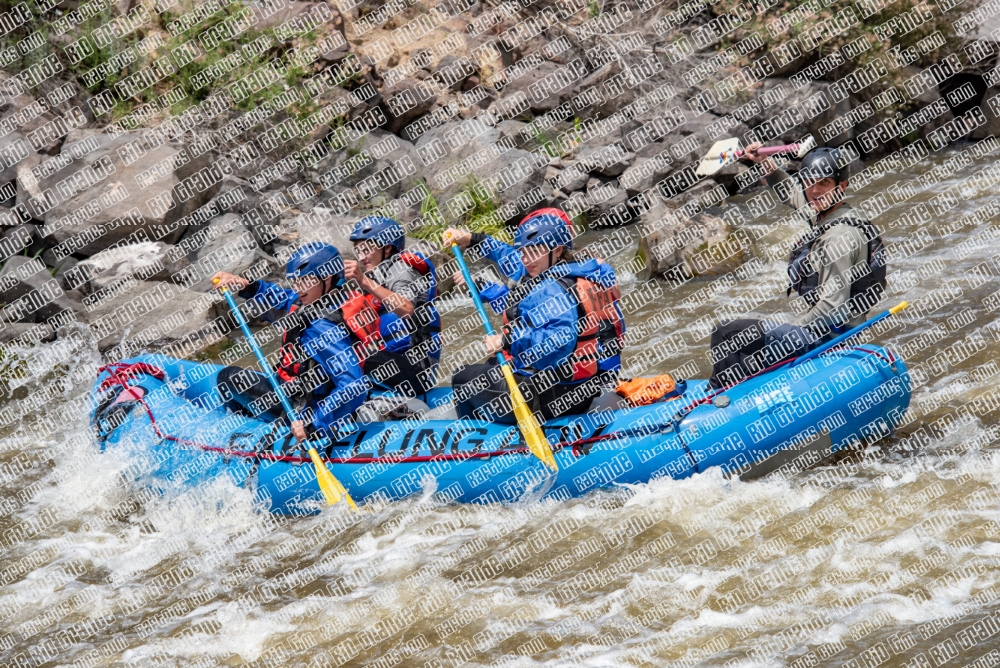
[514,209,573,250]
[349,216,405,252]
[285,243,344,283]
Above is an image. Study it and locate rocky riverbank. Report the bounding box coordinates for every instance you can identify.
[1,0,998,354]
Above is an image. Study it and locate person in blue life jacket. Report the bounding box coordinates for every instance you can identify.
[346,216,442,397]
[442,208,626,424]
[708,144,887,389]
[210,243,375,443]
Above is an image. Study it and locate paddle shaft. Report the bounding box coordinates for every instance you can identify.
[218,286,299,421]
[792,301,908,366]
[450,243,558,471]
[750,144,799,156]
[216,280,357,508]
[722,143,800,159]
[451,244,508,368]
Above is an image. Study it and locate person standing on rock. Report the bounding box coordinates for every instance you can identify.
[346,216,441,397]
[707,144,887,389]
[443,209,626,423]
[210,244,372,443]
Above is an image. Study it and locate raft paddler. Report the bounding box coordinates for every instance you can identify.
[346,216,441,397]
[211,243,371,443]
[708,144,888,389]
[443,208,626,423]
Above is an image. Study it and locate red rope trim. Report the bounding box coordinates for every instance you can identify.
[844,346,895,367]
[98,362,165,392]
[97,346,896,468]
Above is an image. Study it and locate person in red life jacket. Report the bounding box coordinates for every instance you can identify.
[707,144,887,389]
[210,243,371,443]
[346,216,442,397]
[443,209,626,424]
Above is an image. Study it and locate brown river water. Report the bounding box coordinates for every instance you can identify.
[1,141,1000,667]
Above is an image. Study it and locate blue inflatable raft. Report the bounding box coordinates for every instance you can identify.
[91,347,911,514]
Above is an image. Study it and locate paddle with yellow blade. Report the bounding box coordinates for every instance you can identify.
[213,277,357,509]
[448,243,558,472]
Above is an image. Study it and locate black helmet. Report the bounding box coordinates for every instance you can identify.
[798,147,849,185]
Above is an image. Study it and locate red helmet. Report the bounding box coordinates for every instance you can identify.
[515,208,574,250]
[519,207,574,233]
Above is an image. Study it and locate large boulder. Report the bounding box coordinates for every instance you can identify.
[270,207,359,261]
[432,55,475,92]
[290,206,361,250]
[0,77,67,158]
[382,79,437,135]
[711,78,854,145]
[618,142,675,195]
[571,60,642,118]
[0,204,30,227]
[201,175,288,251]
[573,179,631,228]
[70,241,190,294]
[35,129,222,257]
[0,256,79,325]
[637,194,746,279]
[0,321,55,346]
[174,214,272,292]
[973,86,1000,140]
[2,223,45,257]
[313,130,423,206]
[51,256,80,290]
[574,141,634,178]
[415,120,548,221]
[83,280,221,352]
[494,60,564,115]
[548,159,589,194]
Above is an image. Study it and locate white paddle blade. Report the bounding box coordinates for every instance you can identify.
[696,138,742,176]
[795,135,816,158]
